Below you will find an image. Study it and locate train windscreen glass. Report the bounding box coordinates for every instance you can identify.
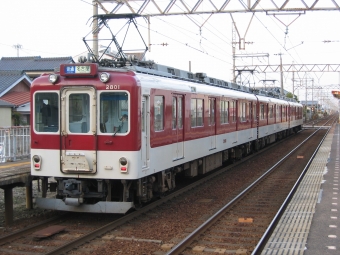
[34,92,59,132]
[68,94,90,133]
[100,92,129,134]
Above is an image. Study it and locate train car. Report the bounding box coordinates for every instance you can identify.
[30,61,303,213]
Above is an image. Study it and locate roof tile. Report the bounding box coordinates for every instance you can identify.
[0,56,74,71]
[0,70,28,95]
[0,91,30,106]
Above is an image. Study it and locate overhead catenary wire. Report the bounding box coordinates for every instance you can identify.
[80,0,281,82]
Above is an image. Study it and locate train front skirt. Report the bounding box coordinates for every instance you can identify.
[35,197,134,214]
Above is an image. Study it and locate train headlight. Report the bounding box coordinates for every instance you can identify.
[99,72,110,83]
[119,157,128,173]
[49,74,59,84]
[32,155,42,170]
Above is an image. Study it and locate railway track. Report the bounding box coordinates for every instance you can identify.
[0,115,336,255]
[167,119,335,255]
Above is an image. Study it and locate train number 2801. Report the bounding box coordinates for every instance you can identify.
[106,84,120,90]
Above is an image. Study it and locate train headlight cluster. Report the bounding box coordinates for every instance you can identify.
[99,72,110,83]
[49,74,59,84]
[32,155,42,170]
[119,157,128,173]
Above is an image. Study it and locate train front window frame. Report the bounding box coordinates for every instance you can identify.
[99,91,129,134]
[34,92,59,133]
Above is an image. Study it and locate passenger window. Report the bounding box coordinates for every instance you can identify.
[209,98,215,125]
[260,104,265,120]
[276,105,280,121]
[240,102,246,122]
[99,92,129,134]
[191,98,204,127]
[172,97,177,129]
[178,96,183,128]
[154,96,164,131]
[34,92,59,132]
[231,101,236,123]
[69,94,90,133]
[220,100,229,124]
[269,105,273,119]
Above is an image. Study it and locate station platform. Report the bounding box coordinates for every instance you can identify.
[0,159,30,186]
[262,123,340,254]
[0,159,31,225]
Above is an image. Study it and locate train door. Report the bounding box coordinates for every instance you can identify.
[231,100,238,144]
[172,95,184,160]
[60,87,97,173]
[248,101,253,137]
[209,98,216,150]
[288,105,291,128]
[141,96,149,168]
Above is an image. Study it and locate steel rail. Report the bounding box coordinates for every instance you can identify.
[166,127,325,255]
[0,213,68,246]
[43,129,304,254]
[251,118,336,254]
[38,117,335,254]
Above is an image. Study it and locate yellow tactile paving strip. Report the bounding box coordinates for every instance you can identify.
[0,161,30,169]
[261,129,334,255]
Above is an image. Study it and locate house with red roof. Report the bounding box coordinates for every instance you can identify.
[0,56,74,127]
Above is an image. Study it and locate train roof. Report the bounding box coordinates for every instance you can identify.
[124,64,300,105]
[136,72,256,100]
[48,60,301,106]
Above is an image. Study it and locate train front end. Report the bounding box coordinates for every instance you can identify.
[30,63,142,213]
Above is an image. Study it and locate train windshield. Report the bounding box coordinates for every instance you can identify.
[34,92,59,132]
[100,92,129,134]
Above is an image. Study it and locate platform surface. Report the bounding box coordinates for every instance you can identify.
[261,123,339,254]
[0,159,30,187]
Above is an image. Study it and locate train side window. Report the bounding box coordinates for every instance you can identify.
[269,105,273,119]
[172,96,183,129]
[282,106,286,119]
[34,92,59,132]
[191,98,204,127]
[260,104,265,120]
[172,97,177,129]
[220,100,229,124]
[240,102,246,122]
[253,103,257,121]
[231,101,236,123]
[208,98,215,125]
[154,96,164,131]
[276,105,281,121]
[178,96,183,128]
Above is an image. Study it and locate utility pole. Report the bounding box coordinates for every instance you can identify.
[232,22,236,83]
[292,70,295,99]
[92,0,99,59]
[231,15,254,83]
[274,53,284,96]
[13,44,22,57]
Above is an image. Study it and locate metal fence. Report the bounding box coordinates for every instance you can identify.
[0,126,30,162]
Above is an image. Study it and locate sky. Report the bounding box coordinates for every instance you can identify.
[1,0,339,109]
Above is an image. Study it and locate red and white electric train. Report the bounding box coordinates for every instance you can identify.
[30,61,303,213]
